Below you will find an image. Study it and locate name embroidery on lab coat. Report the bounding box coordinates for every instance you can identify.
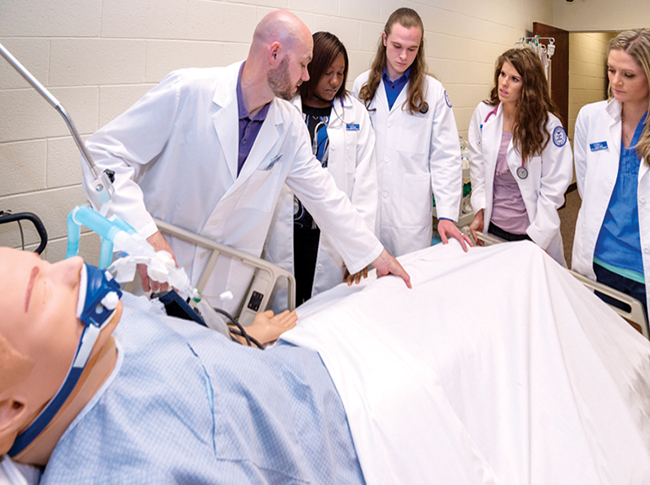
[346,123,360,131]
[590,141,608,152]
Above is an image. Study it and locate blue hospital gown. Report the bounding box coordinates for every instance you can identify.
[41,294,365,484]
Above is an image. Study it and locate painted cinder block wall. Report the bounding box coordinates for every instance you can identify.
[1,0,561,262]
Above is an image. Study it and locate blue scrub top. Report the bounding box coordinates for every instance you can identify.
[382,68,410,110]
[594,111,648,282]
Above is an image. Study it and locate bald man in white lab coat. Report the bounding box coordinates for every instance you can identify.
[82,10,410,312]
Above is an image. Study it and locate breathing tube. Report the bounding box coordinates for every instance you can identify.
[66,206,194,299]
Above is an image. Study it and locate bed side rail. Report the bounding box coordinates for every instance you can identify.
[154,219,296,326]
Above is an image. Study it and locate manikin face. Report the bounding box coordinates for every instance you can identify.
[313,52,346,104]
[608,49,649,106]
[382,23,422,81]
[0,249,121,421]
[497,61,523,106]
[268,36,313,101]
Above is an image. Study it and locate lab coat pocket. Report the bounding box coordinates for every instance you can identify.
[398,113,429,155]
[344,130,358,174]
[401,173,432,226]
[235,163,283,213]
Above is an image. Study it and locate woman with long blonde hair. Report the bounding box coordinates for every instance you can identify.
[572,29,650,316]
[352,7,471,257]
[467,47,573,265]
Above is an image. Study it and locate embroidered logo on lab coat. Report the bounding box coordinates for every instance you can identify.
[444,90,452,108]
[552,126,567,147]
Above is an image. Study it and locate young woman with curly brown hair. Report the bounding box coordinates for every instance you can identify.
[467,47,573,265]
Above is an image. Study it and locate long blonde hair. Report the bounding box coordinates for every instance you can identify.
[357,8,428,114]
[608,29,650,164]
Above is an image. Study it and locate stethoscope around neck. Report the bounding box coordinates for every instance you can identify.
[483,103,528,180]
[329,96,349,127]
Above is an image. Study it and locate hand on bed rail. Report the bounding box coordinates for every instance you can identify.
[372,249,412,289]
[469,209,484,246]
[139,230,178,292]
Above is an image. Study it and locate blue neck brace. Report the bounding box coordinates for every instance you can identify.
[8,263,122,457]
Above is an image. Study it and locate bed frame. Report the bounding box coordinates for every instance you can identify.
[153,219,296,326]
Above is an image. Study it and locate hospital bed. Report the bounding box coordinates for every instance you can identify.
[3,233,650,484]
[469,229,650,339]
[152,218,296,325]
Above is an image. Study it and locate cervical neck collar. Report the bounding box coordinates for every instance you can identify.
[8,263,122,457]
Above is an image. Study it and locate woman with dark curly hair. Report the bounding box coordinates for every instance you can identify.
[467,47,573,265]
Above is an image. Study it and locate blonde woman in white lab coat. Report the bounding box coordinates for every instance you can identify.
[468,48,573,265]
[572,29,650,315]
[265,32,378,307]
[353,7,471,257]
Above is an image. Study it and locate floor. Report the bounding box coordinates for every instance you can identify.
[559,186,581,268]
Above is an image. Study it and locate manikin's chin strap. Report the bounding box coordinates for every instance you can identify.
[8,263,122,457]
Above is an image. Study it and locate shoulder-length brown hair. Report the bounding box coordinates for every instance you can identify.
[608,29,650,165]
[299,31,348,101]
[357,8,428,114]
[487,47,561,164]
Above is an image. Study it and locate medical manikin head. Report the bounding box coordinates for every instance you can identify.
[0,248,121,460]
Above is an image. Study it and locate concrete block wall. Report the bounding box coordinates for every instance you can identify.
[0,0,553,263]
[567,32,617,141]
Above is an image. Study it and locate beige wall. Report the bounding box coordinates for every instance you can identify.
[567,32,616,140]
[0,0,554,261]
[554,0,650,32]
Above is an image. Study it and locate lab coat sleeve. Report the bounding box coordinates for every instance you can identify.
[349,99,378,235]
[574,106,589,199]
[429,83,462,221]
[284,115,384,274]
[468,103,488,214]
[525,118,573,250]
[81,71,182,238]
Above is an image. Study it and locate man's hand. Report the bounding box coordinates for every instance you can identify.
[437,219,473,252]
[138,231,177,293]
[469,209,484,246]
[371,249,412,289]
[343,265,369,286]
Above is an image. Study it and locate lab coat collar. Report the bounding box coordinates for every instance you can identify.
[212,61,244,181]
[605,98,622,163]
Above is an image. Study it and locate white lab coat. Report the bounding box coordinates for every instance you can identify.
[468,101,573,265]
[352,71,462,257]
[81,62,383,313]
[264,94,378,309]
[572,99,650,310]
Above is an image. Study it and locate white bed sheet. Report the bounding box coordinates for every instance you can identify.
[280,241,650,485]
